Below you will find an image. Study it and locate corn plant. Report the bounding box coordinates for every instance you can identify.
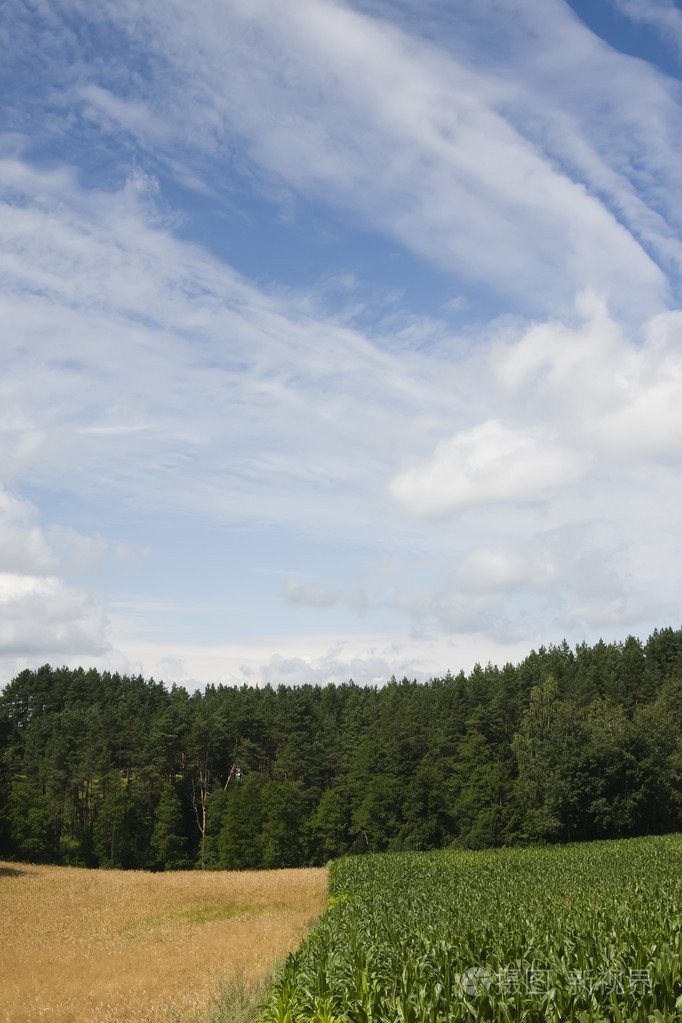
[260,835,682,1022]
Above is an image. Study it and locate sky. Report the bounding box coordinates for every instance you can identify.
[2,0,682,689]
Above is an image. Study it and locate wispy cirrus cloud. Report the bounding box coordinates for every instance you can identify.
[0,150,443,537]
[2,0,682,686]
[2,140,682,679]
[607,0,682,58]
[6,0,676,317]
[81,0,670,319]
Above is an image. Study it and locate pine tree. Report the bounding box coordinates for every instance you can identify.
[150,784,192,869]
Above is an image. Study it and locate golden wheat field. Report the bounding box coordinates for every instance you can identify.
[0,861,327,1023]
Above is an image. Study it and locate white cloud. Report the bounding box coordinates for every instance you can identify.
[0,573,108,656]
[282,578,341,609]
[19,0,670,319]
[90,625,537,687]
[0,150,451,539]
[391,292,682,518]
[358,0,682,299]
[3,0,682,683]
[172,0,669,316]
[2,151,681,675]
[608,0,682,57]
[390,420,585,516]
[0,486,114,667]
[76,84,171,147]
[0,489,54,574]
[494,293,682,465]
[592,311,682,460]
[46,526,112,575]
[0,487,109,577]
[457,544,557,593]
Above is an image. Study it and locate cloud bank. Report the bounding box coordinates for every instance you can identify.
[2,0,682,685]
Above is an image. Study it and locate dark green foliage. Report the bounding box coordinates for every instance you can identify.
[150,783,192,869]
[351,774,400,853]
[400,764,453,850]
[6,781,58,862]
[260,779,306,868]
[202,786,229,869]
[219,773,266,869]
[451,729,511,847]
[1,626,682,869]
[513,675,588,842]
[310,788,348,862]
[0,755,12,858]
[91,772,151,869]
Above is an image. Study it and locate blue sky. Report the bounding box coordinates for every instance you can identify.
[2,0,682,688]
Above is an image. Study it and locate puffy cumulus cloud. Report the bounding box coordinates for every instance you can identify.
[457,543,557,593]
[494,294,682,464]
[0,487,113,671]
[123,631,534,688]
[391,294,682,518]
[258,650,397,687]
[0,486,115,578]
[279,514,674,644]
[0,574,108,656]
[235,626,544,686]
[492,290,625,400]
[98,627,416,687]
[0,489,54,574]
[395,520,670,641]
[389,420,584,517]
[592,312,682,461]
[279,561,514,642]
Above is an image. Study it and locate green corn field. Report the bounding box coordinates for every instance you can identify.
[260,835,682,1023]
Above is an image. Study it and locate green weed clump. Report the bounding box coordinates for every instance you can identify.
[260,835,682,1022]
[180,969,278,1023]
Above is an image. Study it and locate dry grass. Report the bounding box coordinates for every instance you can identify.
[0,861,328,1023]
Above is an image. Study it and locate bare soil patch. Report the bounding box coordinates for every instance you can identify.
[0,861,327,1023]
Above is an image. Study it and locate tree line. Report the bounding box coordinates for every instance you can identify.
[1,627,681,870]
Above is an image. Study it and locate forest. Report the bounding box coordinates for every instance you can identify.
[1,627,681,871]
